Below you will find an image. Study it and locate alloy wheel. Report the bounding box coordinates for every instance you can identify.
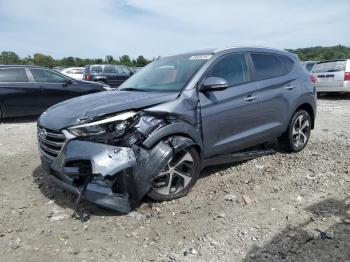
[292,114,310,149]
[151,151,194,196]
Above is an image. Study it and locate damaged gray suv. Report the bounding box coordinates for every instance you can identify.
[38,47,316,214]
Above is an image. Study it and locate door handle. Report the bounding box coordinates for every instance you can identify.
[285,84,295,90]
[244,95,257,102]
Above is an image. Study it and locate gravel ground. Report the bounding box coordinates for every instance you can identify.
[0,95,349,262]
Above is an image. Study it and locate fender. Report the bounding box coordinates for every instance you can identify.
[141,121,203,151]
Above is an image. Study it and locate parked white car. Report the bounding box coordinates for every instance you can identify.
[312,59,350,93]
[61,67,84,80]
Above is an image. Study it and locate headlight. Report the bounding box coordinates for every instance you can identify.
[68,111,137,137]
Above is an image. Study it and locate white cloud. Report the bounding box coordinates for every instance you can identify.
[0,0,349,58]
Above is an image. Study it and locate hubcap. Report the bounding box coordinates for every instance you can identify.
[292,114,310,149]
[152,151,194,196]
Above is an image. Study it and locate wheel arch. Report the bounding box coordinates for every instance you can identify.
[141,122,203,162]
[294,103,315,129]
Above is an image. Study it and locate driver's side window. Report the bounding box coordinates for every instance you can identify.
[207,53,250,86]
[30,69,66,83]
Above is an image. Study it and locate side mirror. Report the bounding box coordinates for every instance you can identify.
[200,77,229,92]
[63,78,73,86]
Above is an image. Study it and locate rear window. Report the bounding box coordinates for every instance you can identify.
[305,63,315,72]
[91,66,102,73]
[0,68,29,82]
[313,61,346,73]
[251,53,284,80]
[103,65,116,73]
[278,55,294,73]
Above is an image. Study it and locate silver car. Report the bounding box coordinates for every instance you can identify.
[312,59,350,93]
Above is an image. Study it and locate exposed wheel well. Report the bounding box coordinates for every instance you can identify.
[295,103,315,129]
[155,133,203,162]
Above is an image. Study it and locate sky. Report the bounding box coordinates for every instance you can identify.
[0,0,349,59]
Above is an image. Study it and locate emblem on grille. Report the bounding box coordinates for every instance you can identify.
[38,128,47,139]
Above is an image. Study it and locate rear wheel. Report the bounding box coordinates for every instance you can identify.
[148,147,200,201]
[279,110,311,153]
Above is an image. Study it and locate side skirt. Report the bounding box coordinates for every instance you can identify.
[203,149,275,168]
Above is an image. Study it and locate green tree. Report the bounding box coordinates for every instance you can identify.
[105,55,115,64]
[119,55,132,66]
[33,53,54,67]
[135,55,148,67]
[0,51,20,64]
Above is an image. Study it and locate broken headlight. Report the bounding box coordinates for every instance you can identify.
[68,111,138,137]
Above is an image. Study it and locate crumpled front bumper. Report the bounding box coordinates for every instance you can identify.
[40,138,174,213]
[40,140,137,213]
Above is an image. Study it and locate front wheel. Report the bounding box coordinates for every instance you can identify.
[148,147,200,201]
[279,110,311,153]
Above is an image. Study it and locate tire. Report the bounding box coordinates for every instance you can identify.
[279,110,311,153]
[148,147,200,201]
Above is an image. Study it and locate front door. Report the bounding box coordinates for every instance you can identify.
[199,52,264,158]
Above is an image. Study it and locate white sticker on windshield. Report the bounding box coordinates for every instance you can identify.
[189,55,212,60]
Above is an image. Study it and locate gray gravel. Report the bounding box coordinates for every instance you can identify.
[0,95,349,262]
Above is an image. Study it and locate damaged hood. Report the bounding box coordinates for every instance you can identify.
[38,90,179,130]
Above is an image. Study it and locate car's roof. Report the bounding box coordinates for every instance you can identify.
[87,64,125,67]
[166,46,295,59]
[302,61,317,64]
[316,59,348,64]
[0,65,50,69]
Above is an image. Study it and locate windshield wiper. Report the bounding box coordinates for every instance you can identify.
[120,87,147,92]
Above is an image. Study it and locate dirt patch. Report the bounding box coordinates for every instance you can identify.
[0,97,349,261]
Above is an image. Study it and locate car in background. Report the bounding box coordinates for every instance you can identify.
[83,64,133,87]
[52,66,65,72]
[129,67,143,74]
[61,67,84,80]
[312,59,350,94]
[0,65,110,119]
[301,61,317,72]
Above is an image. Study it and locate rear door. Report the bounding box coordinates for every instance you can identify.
[249,53,297,137]
[312,60,346,89]
[0,67,41,117]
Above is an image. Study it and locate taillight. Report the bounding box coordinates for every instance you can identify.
[310,74,317,84]
[344,72,350,81]
[85,74,90,81]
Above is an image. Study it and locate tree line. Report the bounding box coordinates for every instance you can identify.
[286,45,350,61]
[0,45,349,68]
[0,53,152,68]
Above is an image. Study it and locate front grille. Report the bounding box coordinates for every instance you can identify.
[38,127,65,158]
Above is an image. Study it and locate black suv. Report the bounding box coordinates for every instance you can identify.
[0,65,109,118]
[83,64,133,87]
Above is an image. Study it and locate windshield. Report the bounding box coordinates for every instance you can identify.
[313,60,346,73]
[119,54,210,92]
